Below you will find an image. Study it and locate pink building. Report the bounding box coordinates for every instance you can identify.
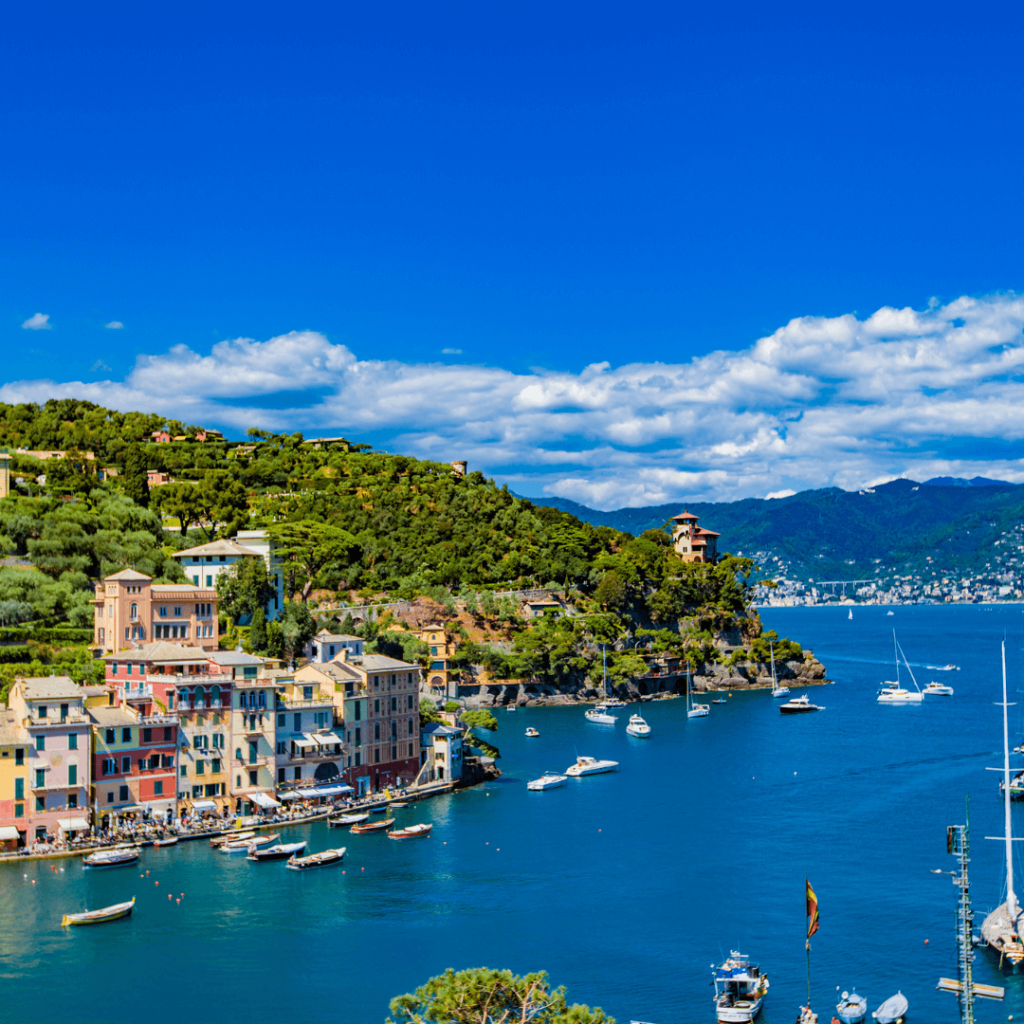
[7,677,91,846]
[92,568,219,655]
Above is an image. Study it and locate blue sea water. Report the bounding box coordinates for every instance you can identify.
[4,604,1024,1024]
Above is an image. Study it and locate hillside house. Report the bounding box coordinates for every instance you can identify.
[671,511,720,564]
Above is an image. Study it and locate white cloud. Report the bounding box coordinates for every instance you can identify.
[441,347,462,354]
[21,313,50,330]
[90,360,112,373]
[104,321,124,330]
[765,490,797,500]
[7,293,1024,508]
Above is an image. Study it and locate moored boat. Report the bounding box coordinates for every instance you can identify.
[585,704,617,724]
[565,755,618,777]
[527,772,567,791]
[328,813,369,828]
[602,696,628,708]
[770,641,790,698]
[870,991,907,1023]
[712,950,769,1023]
[387,823,432,839]
[221,833,278,853]
[350,818,395,834]
[288,846,346,870]
[211,830,254,847]
[835,990,867,1024]
[82,847,139,869]
[779,694,824,714]
[247,841,307,862]
[61,897,135,927]
[923,680,954,696]
[152,836,178,847]
[625,713,651,737]
[525,727,540,737]
[877,632,924,703]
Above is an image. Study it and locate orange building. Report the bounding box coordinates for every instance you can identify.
[671,510,720,564]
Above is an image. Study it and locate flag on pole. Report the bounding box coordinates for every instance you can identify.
[806,879,820,938]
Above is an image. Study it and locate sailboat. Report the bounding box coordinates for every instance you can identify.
[981,641,1024,967]
[876,632,923,704]
[848,609,853,620]
[686,664,709,719]
[770,641,790,698]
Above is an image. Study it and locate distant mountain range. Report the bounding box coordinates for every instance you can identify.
[520,477,1024,581]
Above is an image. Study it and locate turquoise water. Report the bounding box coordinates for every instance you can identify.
[4,604,1024,1024]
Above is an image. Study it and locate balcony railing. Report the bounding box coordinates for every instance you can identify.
[139,712,177,726]
[119,684,153,702]
[24,712,89,728]
[278,696,333,710]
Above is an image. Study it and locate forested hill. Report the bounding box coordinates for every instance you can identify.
[525,478,1024,581]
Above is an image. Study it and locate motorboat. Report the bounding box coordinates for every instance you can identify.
[779,694,824,714]
[152,836,178,847]
[61,897,135,927]
[211,830,254,847]
[288,846,346,870]
[712,951,769,1023]
[625,713,651,737]
[886,610,894,616]
[221,833,279,853]
[525,727,540,737]
[247,841,307,862]
[870,991,907,1023]
[328,813,369,828]
[585,704,617,725]
[770,641,790,698]
[939,663,959,671]
[1000,771,1024,801]
[506,704,517,712]
[389,801,409,808]
[602,696,628,708]
[565,755,619,777]
[82,847,139,869]
[350,818,395,834]
[712,698,727,705]
[923,681,954,696]
[835,990,867,1024]
[527,772,567,791]
[388,823,432,839]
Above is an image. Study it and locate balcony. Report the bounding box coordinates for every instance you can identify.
[235,755,270,767]
[119,684,153,702]
[24,712,89,729]
[278,696,333,710]
[138,712,177,726]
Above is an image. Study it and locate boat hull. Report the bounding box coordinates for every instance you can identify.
[715,994,765,1022]
[527,775,567,790]
[625,725,651,737]
[351,819,395,834]
[871,992,908,1023]
[836,995,867,1023]
[82,850,139,869]
[388,824,432,839]
[288,848,346,870]
[62,898,135,927]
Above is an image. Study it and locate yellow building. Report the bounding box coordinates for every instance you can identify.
[0,708,28,850]
[417,624,457,698]
[0,451,10,500]
[230,676,279,815]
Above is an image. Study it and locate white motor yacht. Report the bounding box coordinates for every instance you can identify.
[565,755,619,777]
[625,713,651,737]
[585,704,617,724]
[527,772,567,791]
[779,694,824,714]
[923,681,954,696]
[712,951,769,1023]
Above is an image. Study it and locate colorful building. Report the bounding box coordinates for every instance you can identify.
[0,709,28,849]
[671,510,720,563]
[417,624,457,698]
[306,629,364,663]
[418,722,464,784]
[7,677,91,846]
[273,678,347,797]
[229,675,279,815]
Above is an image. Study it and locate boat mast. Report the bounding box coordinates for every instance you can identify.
[1001,641,1017,921]
[770,641,777,693]
[893,630,900,686]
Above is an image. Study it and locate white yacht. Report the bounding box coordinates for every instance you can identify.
[602,696,628,708]
[770,641,790,698]
[585,704,617,725]
[527,772,567,791]
[778,694,824,714]
[923,681,954,696]
[877,632,923,703]
[625,713,651,737]
[565,755,619,777]
[712,951,769,1023]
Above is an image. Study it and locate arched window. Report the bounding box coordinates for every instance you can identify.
[130,603,137,620]
[211,685,221,708]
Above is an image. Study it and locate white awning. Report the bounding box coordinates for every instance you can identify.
[57,817,90,832]
[190,800,217,811]
[30,760,50,770]
[279,791,302,801]
[315,732,343,747]
[250,792,281,809]
[296,787,323,798]
[314,785,353,797]
[293,735,318,749]
[0,826,21,841]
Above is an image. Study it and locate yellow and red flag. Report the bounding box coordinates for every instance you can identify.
[806,879,820,938]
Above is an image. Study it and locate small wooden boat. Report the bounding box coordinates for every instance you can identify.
[62,897,135,927]
[210,830,254,847]
[389,801,409,808]
[82,847,139,869]
[369,805,389,814]
[350,818,395,834]
[835,990,867,1024]
[525,727,540,737]
[220,833,279,853]
[288,846,346,870]
[153,836,179,847]
[247,841,306,862]
[388,823,432,840]
[328,813,369,828]
[871,991,907,1023]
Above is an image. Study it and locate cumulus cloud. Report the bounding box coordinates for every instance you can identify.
[21,313,50,330]
[6,294,1024,508]
[104,321,124,330]
[441,347,462,354]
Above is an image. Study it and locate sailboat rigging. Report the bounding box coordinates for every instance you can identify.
[877,632,924,704]
[770,641,790,699]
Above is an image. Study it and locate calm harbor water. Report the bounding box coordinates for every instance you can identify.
[5,604,1024,1024]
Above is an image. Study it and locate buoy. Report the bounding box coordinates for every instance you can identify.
[155,881,159,886]
[31,879,35,884]
[168,894,172,900]
[361,867,364,871]
[23,874,27,878]
[924,938,929,944]
[140,874,145,878]
[180,893,184,898]
[145,870,149,875]
[176,898,180,904]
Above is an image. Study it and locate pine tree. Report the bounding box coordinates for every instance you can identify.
[248,606,267,653]
[122,443,150,508]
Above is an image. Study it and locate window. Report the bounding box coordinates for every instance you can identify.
[119,785,129,801]
[162,754,174,768]
[174,606,182,617]
[105,728,115,743]
[102,758,115,775]
[149,755,159,770]
[36,797,44,812]
[15,748,23,765]
[68,793,78,809]
[196,760,205,775]
[159,606,167,618]
[137,757,146,772]
[294,714,300,732]
[130,602,137,620]
[60,703,69,721]
[121,755,131,773]
[354,727,361,746]
[374,749,380,763]
[14,777,24,799]
[111,663,119,676]
[122,727,131,743]
[390,721,397,739]
[154,780,163,795]
[15,803,24,817]
[374,698,380,714]
[354,703,361,721]
[248,769,257,786]
[38,705,47,719]
[277,768,286,783]
[407,695,413,709]
[277,713,285,727]
[164,727,172,741]
[408,718,414,736]
[125,627,130,640]
[211,759,220,773]
[68,733,77,750]
[143,728,152,743]
[391,696,397,711]
[35,736,45,751]
[374,723,380,741]
[303,686,313,699]
[354,752,361,767]
[180,765,187,777]
[68,764,77,785]
[276,741,286,755]
[106,792,114,804]
[98,627,105,644]
[206,575,212,587]
[391,745,397,760]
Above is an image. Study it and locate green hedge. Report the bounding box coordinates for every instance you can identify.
[0,626,93,644]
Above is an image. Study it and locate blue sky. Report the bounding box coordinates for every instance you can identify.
[5,3,1024,507]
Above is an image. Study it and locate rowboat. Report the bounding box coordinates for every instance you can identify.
[350,818,395,834]
[82,847,139,869]
[220,833,279,853]
[871,991,907,1023]
[61,897,135,927]
[389,801,409,808]
[211,831,254,847]
[328,813,369,828]
[247,841,307,862]
[388,823,432,839]
[835,990,867,1024]
[288,847,346,870]
[153,836,178,847]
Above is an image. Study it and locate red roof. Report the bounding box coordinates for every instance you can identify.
[695,528,720,537]
[672,510,699,521]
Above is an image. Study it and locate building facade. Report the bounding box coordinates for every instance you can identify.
[229,677,278,815]
[306,629,364,663]
[671,511,720,563]
[0,710,28,849]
